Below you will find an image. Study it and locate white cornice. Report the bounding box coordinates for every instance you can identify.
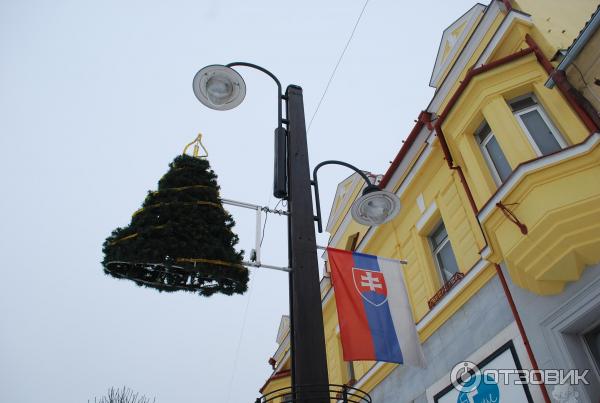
[353,361,387,390]
[383,126,433,195]
[430,3,487,88]
[416,201,438,232]
[416,258,489,332]
[474,10,533,68]
[478,132,600,222]
[276,315,290,344]
[273,331,290,363]
[428,0,502,114]
[325,173,363,233]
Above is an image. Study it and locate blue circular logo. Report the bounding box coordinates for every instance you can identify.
[457,374,500,403]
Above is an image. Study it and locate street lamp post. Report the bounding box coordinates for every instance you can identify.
[194,64,329,401]
[286,85,330,398]
[193,63,401,402]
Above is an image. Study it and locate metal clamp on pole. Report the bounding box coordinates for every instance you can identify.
[221,198,290,272]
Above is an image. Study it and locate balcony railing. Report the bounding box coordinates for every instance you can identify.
[427,272,465,309]
[256,384,372,403]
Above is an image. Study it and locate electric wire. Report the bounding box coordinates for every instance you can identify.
[307,0,371,133]
[260,199,283,247]
[225,272,255,403]
[225,197,281,402]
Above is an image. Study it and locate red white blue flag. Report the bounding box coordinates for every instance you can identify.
[328,247,425,366]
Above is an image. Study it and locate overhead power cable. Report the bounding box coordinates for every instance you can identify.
[307,0,371,133]
[225,272,255,403]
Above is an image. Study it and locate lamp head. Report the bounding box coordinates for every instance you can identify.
[351,185,401,226]
[193,65,246,111]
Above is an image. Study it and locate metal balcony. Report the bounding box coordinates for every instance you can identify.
[256,384,372,403]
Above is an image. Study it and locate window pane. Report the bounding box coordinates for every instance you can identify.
[485,136,512,182]
[436,242,459,282]
[510,96,536,112]
[476,123,492,144]
[520,110,562,155]
[430,224,448,249]
[585,324,600,371]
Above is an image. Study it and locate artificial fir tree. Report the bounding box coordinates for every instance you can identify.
[102,140,247,297]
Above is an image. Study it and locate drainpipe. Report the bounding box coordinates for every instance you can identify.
[525,34,599,133]
[550,69,600,129]
[435,121,553,403]
[495,263,551,403]
[501,0,513,12]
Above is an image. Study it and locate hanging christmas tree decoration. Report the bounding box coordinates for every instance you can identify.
[102,133,248,296]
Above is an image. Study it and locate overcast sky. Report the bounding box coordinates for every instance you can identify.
[1,1,478,402]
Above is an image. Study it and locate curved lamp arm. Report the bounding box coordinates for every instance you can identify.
[311,160,379,233]
[226,62,287,198]
[226,62,283,130]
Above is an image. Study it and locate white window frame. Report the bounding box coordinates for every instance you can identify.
[510,94,568,157]
[540,268,600,401]
[581,320,600,381]
[477,125,505,186]
[429,222,455,284]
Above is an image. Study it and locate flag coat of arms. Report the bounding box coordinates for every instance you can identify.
[328,247,425,366]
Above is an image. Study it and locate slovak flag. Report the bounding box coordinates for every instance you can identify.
[328,247,425,366]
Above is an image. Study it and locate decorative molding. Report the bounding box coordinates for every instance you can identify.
[480,133,600,294]
[273,331,290,364]
[353,361,386,390]
[326,173,365,233]
[427,1,502,113]
[385,126,433,196]
[474,11,533,68]
[416,258,489,332]
[416,201,438,232]
[430,4,487,88]
[417,194,426,213]
[538,263,600,402]
[478,132,600,222]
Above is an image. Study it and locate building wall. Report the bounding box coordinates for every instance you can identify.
[512,0,599,52]
[567,26,600,114]
[259,374,291,403]
[368,274,515,402]
[503,261,600,402]
[318,0,600,398]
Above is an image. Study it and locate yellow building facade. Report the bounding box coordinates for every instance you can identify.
[259,1,600,402]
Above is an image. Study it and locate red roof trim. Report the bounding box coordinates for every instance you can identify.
[258,369,291,394]
[379,111,432,188]
[380,48,534,190]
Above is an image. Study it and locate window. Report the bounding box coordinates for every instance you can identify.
[476,121,512,184]
[584,322,600,376]
[429,221,460,283]
[345,232,360,251]
[509,95,567,156]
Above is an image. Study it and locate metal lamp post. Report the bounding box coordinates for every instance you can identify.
[193,63,400,402]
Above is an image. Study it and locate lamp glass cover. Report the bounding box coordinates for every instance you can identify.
[351,190,401,226]
[206,75,234,105]
[193,65,246,111]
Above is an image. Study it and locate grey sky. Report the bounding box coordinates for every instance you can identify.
[1,1,478,402]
